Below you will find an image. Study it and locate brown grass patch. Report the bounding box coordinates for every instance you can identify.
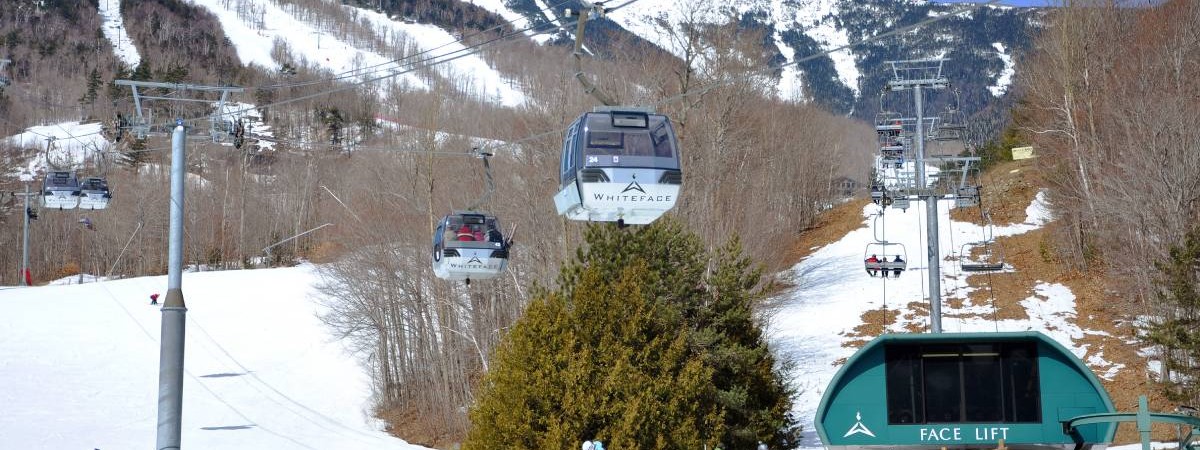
[378,406,460,449]
[787,198,871,265]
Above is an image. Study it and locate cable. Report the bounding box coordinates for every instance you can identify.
[476,0,1001,155]
[250,0,575,91]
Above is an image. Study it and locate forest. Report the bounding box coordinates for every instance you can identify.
[2,0,1199,445]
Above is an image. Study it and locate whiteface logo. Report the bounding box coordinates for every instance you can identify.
[466,256,483,265]
[843,412,876,438]
[621,180,646,194]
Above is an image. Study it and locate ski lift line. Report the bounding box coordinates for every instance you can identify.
[477,0,1001,156]
[248,0,583,91]
[11,9,586,142]
[261,223,334,256]
[102,4,610,139]
[466,150,496,211]
[251,0,577,91]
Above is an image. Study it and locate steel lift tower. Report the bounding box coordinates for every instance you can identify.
[881,59,980,333]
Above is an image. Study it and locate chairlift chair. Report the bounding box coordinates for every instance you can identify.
[959,241,1005,272]
[955,185,980,208]
[41,171,81,210]
[77,177,112,210]
[554,107,682,226]
[864,242,908,277]
[890,188,910,211]
[432,212,510,284]
[870,184,891,206]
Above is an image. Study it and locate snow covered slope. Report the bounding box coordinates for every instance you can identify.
[0,265,430,450]
[98,0,140,68]
[4,121,110,176]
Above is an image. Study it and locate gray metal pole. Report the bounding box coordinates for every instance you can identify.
[20,180,30,286]
[157,124,188,449]
[914,86,942,333]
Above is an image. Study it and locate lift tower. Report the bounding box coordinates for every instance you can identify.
[881,59,978,333]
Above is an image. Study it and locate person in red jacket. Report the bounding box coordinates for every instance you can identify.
[456,225,475,241]
[150,293,160,305]
[865,254,880,277]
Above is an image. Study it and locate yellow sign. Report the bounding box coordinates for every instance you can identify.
[1011,146,1035,160]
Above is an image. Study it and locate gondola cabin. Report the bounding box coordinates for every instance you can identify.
[554,107,682,226]
[816,332,1115,450]
[42,171,80,210]
[78,177,112,210]
[432,212,509,284]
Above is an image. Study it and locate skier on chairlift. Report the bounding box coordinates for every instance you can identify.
[865,254,880,277]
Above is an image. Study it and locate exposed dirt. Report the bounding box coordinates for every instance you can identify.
[802,160,1174,444]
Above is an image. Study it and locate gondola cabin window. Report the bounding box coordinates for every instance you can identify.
[885,342,1041,425]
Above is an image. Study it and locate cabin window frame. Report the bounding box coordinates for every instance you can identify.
[884,342,1042,425]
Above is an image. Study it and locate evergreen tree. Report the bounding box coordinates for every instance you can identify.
[79,67,100,106]
[1145,227,1200,406]
[466,218,799,449]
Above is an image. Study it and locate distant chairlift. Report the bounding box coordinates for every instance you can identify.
[890,188,910,211]
[870,184,892,207]
[865,242,907,278]
[934,90,968,142]
[554,107,683,226]
[42,171,81,210]
[77,177,112,210]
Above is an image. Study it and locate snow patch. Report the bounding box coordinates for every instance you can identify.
[185,0,426,90]
[0,265,430,449]
[795,0,860,97]
[4,122,110,176]
[98,0,141,67]
[468,0,553,45]
[989,42,1015,97]
[351,8,526,107]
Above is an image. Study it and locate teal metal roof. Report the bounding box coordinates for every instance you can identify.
[814,331,1116,448]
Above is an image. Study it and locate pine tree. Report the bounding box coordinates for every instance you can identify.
[79,67,100,106]
[466,218,800,449]
[1145,227,1200,406]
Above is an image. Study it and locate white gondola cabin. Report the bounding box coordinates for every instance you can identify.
[554,107,682,226]
[78,177,112,210]
[42,171,80,210]
[432,212,509,284]
[865,242,907,278]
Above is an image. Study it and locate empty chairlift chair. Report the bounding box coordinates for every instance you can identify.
[42,171,81,210]
[956,185,980,208]
[959,241,1005,272]
[432,212,510,285]
[890,188,910,211]
[554,107,682,226]
[77,177,112,210]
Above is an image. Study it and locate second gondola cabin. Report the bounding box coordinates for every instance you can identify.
[554,107,682,226]
[78,177,112,210]
[432,212,509,284]
[42,171,80,210]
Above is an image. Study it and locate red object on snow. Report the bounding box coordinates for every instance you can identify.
[22,268,32,286]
